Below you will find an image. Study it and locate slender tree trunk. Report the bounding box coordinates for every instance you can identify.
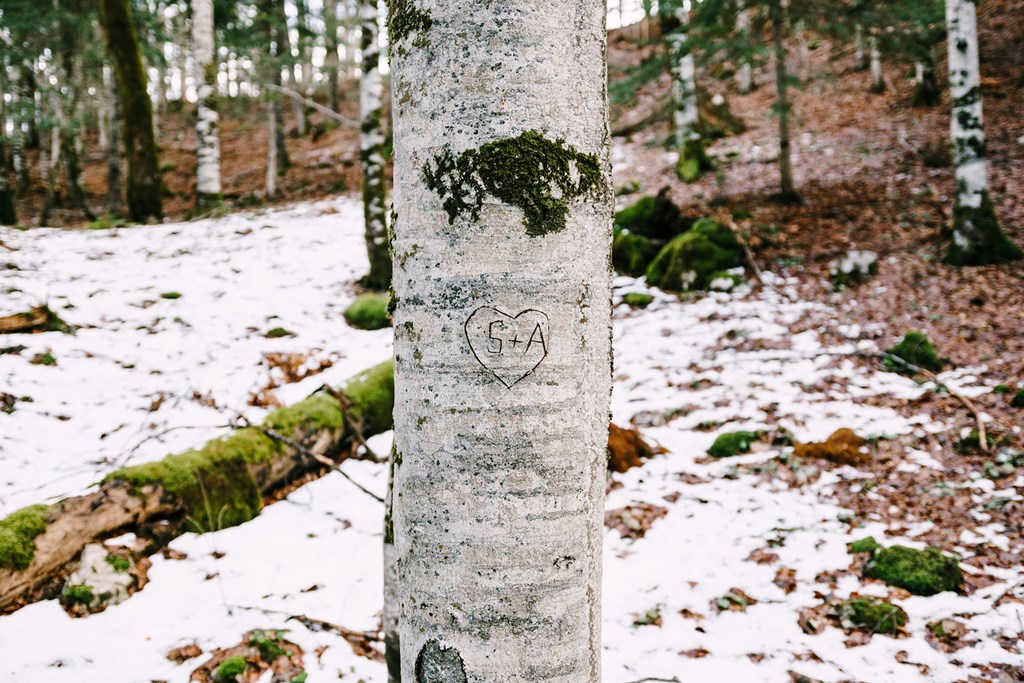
[267,101,279,197]
[771,0,797,199]
[324,0,340,113]
[383,454,400,683]
[359,0,390,291]
[868,35,885,93]
[736,7,754,93]
[669,7,710,182]
[944,0,1020,264]
[854,23,868,70]
[98,0,164,222]
[342,0,357,82]
[59,15,94,220]
[0,76,15,226]
[193,0,223,212]
[912,48,940,107]
[20,63,39,150]
[177,12,190,101]
[106,71,124,217]
[390,2,611,681]
[272,0,290,170]
[39,124,62,226]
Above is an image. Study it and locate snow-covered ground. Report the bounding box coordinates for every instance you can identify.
[0,200,1020,682]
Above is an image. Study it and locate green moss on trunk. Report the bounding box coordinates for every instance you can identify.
[422,131,601,237]
[945,191,1022,266]
[676,137,712,183]
[0,505,51,570]
[387,0,432,55]
[98,0,163,222]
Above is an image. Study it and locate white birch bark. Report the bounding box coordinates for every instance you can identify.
[193,0,223,209]
[359,0,389,290]
[943,0,1020,263]
[669,5,708,182]
[854,23,868,70]
[868,35,884,92]
[736,7,754,93]
[389,1,611,680]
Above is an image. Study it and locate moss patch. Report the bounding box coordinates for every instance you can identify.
[344,293,392,331]
[1011,389,1024,408]
[945,191,1022,266]
[387,0,432,55]
[622,292,655,309]
[885,331,946,373]
[708,431,759,458]
[864,545,963,596]
[677,137,713,183]
[849,536,880,554]
[645,218,744,292]
[216,655,248,681]
[342,360,396,436]
[422,131,601,237]
[614,187,685,240]
[0,504,51,570]
[613,233,657,277]
[61,584,95,608]
[835,597,908,635]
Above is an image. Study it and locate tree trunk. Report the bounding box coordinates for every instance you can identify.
[19,63,39,150]
[868,35,885,93]
[106,68,124,216]
[854,23,868,70]
[272,0,291,170]
[98,0,163,222]
[359,0,390,291]
[0,78,15,225]
[177,12,190,101]
[943,0,1020,264]
[0,362,395,614]
[390,1,611,680]
[267,99,279,197]
[58,12,94,221]
[736,7,754,93]
[669,7,711,183]
[771,0,797,200]
[324,0,341,113]
[912,51,940,107]
[193,0,223,212]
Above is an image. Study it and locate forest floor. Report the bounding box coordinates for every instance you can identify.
[1,199,1022,682]
[2,4,1023,682]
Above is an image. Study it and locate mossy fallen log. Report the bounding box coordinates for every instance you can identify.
[0,361,394,613]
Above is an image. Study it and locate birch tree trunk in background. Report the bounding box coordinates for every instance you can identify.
[324,0,340,113]
[868,35,885,93]
[669,6,711,183]
[193,0,223,212]
[912,52,940,107]
[854,23,868,70]
[770,0,797,199]
[359,0,389,291]
[98,0,164,222]
[943,0,1020,265]
[0,77,14,225]
[389,1,611,680]
[736,7,754,93]
[105,68,124,217]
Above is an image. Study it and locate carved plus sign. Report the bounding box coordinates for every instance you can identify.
[507,334,522,348]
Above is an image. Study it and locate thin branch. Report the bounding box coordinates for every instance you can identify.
[262,83,359,128]
[320,383,383,463]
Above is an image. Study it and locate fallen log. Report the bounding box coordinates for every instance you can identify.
[0,361,394,613]
[0,305,71,334]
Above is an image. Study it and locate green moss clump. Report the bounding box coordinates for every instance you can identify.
[613,233,657,277]
[387,0,432,55]
[61,584,95,607]
[342,360,396,436]
[422,131,601,237]
[86,214,131,230]
[622,292,655,309]
[864,545,963,596]
[1011,390,1024,408]
[265,326,293,338]
[836,597,908,635]
[267,393,345,438]
[849,536,879,554]
[614,187,685,240]
[344,293,392,331]
[885,331,946,373]
[677,137,713,183]
[0,504,51,570]
[105,555,131,573]
[215,655,248,681]
[249,629,288,661]
[645,218,744,292]
[708,431,759,458]
[161,291,182,300]
[945,191,1022,266]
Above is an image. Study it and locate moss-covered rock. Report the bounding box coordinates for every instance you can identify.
[645,218,744,292]
[885,331,946,373]
[344,293,392,331]
[849,536,880,554]
[708,430,759,458]
[835,597,908,635]
[613,233,658,277]
[1012,389,1024,408]
[864,545,963,596]
[0,504,51,570]
[622,292,655,309]
[614,187,686,241]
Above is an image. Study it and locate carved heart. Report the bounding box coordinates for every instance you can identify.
[464,307,550,388]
